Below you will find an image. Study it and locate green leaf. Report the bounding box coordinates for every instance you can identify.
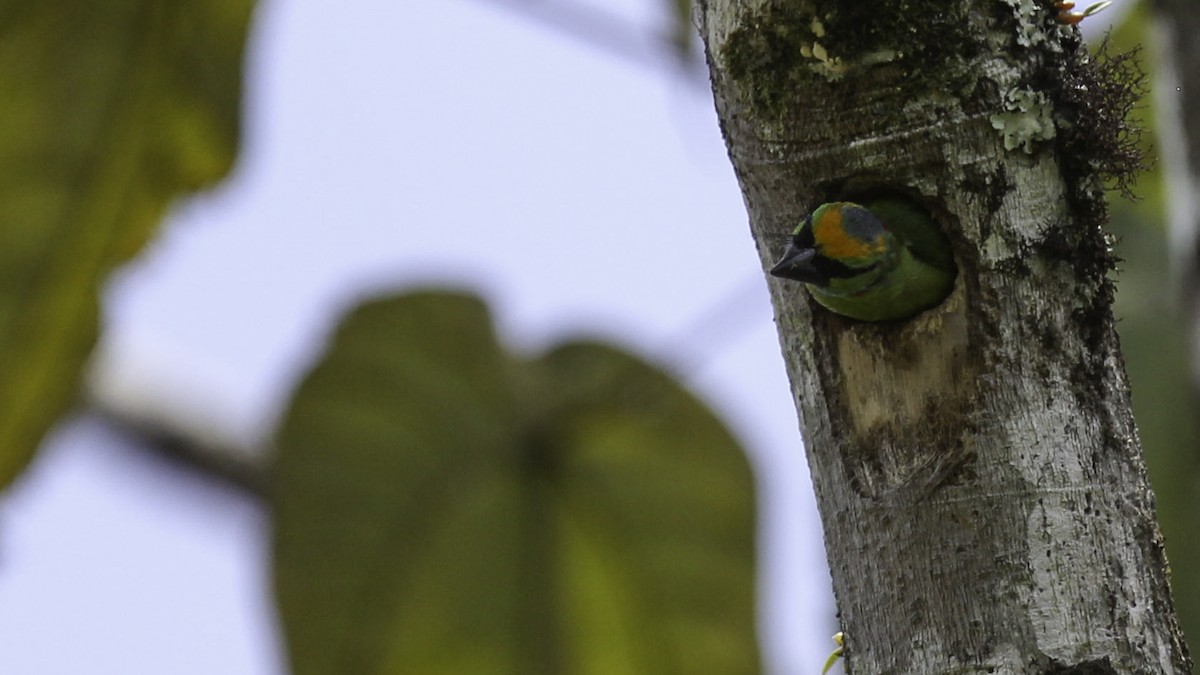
[273,290,760,675]
[665,0,695,60]
[0,1,255,486]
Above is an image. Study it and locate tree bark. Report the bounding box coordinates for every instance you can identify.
[699,1,1191,672]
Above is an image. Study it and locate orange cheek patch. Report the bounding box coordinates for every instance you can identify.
[813,208,883,260]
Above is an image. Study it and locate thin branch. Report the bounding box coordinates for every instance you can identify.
[474,0,706,76]
[89,400,271,498]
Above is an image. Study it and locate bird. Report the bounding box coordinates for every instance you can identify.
[769,199,957,321]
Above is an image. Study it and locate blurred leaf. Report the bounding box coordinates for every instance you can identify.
[0,1,254,486]
[666,0,694,60]
[273,290,759,675]
[1111,213,1200,649]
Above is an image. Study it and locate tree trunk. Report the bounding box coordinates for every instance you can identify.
[698,1,1191,672]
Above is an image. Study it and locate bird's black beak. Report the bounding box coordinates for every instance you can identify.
[770,242,829,286]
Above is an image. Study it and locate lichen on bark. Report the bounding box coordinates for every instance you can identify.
[720,0,977,120]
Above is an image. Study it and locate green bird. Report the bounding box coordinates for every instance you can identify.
[769,200,957,322]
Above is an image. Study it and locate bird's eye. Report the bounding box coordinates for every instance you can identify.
[795,223,815,248]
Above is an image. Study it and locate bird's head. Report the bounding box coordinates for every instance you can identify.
[769,202,898,293]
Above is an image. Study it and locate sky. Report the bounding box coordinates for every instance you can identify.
[0,1,834,673]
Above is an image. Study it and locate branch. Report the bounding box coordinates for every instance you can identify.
[83,343,270,499]
[88,398,270,498]
[474,0,706,75]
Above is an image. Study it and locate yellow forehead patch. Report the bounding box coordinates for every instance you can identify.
[811,203,885,260]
